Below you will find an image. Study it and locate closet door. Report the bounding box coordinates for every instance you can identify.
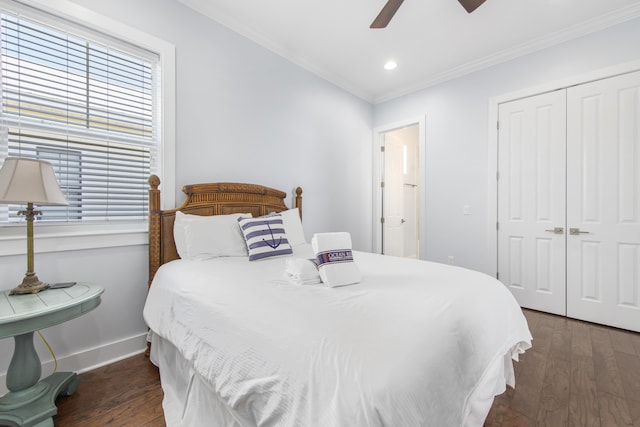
[497,90,567,315]
[566,70,640,332]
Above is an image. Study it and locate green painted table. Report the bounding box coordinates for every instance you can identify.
[0,283,103,427]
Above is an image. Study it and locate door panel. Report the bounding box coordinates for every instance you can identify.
[498,89,567,315]
[535,237,554,293]
[403,184,418,258]
[619,244,640,307]
[566,70,640,331]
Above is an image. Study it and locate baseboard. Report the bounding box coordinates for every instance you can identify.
[0,332,147,395]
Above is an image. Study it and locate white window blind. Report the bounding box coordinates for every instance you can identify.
[0,7,158,222]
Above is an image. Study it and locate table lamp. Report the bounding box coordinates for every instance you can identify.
[0,157,69,295]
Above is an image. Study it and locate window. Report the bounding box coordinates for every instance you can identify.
[1,3,158,223]
[0,0,174,256]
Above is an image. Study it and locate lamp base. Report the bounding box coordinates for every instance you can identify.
[9,272,49,295]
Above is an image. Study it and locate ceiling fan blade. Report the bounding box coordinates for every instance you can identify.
[458,0,487,13]
[370,0,404,29]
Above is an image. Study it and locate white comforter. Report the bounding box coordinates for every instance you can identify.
[144,245,531,427]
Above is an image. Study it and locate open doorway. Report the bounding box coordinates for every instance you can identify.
[373,119,423,258]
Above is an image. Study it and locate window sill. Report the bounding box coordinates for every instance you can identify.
[0,223,148,256]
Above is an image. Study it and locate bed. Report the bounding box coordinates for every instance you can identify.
[143,175,532,427]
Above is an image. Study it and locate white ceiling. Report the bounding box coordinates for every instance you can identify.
[178,0,640,103]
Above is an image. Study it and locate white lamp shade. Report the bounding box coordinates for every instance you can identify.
[0,157,69,205]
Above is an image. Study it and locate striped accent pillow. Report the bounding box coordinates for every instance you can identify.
[238,214,293,261]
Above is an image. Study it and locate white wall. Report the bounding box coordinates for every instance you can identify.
[373,17,640,274]
[0,0,373,389]
[0,246,149,394]
[70,0,374,248]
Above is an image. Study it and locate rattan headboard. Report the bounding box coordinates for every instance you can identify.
[147,174,302,287]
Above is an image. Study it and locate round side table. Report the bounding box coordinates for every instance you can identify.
[0,283,103,427]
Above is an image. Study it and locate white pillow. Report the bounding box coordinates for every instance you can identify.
[173,211,190,258]
[280,208,306,247]
[174,211,251,259]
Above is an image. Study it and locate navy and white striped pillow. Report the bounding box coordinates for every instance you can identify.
[238,214,293,261]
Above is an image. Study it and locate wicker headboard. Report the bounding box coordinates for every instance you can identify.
[147,174,303,287]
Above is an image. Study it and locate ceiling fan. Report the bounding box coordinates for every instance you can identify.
[370,0,487,28]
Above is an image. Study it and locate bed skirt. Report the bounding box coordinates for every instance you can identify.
[150,333,242,426]
[149,332,516,427]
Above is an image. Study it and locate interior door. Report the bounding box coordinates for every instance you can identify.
[383,135,405,256]
[497,89,567,315]
[566,70,640,332]
[403,130,419,258]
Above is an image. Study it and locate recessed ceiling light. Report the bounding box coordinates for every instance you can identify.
[384,61,397,70]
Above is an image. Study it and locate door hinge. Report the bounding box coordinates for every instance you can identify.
[380,145,385,152]
[496,121,500,130]
[496,272,500,280]
[496,222,499,231]
[381,217,385,224]
[496,171,500,180]
[381,181,385,188]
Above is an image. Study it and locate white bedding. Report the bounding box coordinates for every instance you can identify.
[144,244,532,426]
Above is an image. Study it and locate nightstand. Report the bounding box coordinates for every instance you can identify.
[0,283,103,427]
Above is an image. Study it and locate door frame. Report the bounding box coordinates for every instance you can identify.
[372,115,426,257]
[487,59,640,276]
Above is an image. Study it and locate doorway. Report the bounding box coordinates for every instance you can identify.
[373,119,424,258]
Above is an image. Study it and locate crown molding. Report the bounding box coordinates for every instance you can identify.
[177,0,374,103]
[374,3,640,103]
[179,0,640,106]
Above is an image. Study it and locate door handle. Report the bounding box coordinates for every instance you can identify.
[545,227,564,234]
[569,228,589,235]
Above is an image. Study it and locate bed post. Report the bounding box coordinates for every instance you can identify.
[295,187,303,220]
[146,175,162,358]
[148,175,161,289]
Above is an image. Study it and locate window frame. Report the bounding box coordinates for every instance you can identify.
[0,0,175,256]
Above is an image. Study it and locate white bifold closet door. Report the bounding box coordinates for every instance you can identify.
[566,71,640,332]
[498,70,640,332]
[497,89,567,316]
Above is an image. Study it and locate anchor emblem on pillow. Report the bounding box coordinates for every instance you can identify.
[262,221,283,249]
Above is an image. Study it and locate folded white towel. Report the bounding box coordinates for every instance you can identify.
[284,257,322,286]
[311,232,361,287]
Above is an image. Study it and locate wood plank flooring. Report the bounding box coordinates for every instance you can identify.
[52,354,164,426]
[484,310,640,427]
[51,309,640,426]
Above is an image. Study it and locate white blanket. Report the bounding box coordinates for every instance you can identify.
[144,244,531,427]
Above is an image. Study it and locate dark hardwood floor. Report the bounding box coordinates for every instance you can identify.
[485,310,640,427]
[52,309,640,426]
[53,353,164,426]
